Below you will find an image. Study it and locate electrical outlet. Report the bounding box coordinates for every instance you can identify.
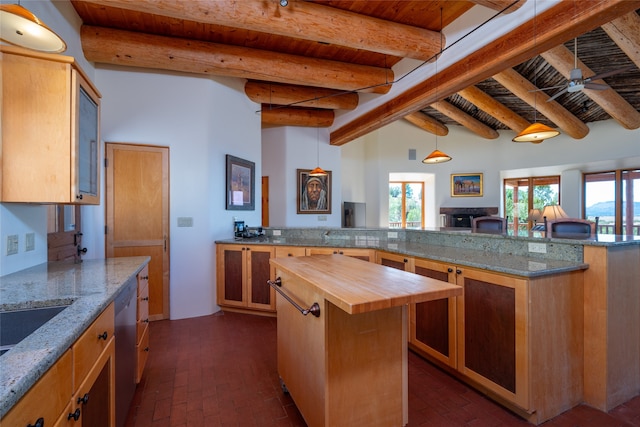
[25,233,35,251]
[528,242,547,254]
[272,230,281,236]
[7,235,19,255]
[388,231,398,239]
[317,215,327,221]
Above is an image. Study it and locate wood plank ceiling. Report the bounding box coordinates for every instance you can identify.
[70,0,640,146]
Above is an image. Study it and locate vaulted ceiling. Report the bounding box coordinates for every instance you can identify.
[70,0,640,146]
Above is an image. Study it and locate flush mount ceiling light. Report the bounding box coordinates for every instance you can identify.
[0,3,66,53]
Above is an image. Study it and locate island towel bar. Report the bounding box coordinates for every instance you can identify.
[267,278,321,318]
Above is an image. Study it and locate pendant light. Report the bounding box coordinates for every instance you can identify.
[309,126,327,176]
[512,1,559,143]
[422,9,451,164]
[0,3,67,53]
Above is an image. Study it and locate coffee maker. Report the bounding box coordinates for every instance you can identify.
[234,220,245,238]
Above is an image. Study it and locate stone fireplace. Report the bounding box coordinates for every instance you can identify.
[440,207,499,228]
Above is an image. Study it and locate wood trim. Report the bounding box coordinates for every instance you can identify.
[330,0,640,145]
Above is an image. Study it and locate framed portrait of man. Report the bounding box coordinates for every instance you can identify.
[297,169,331,214]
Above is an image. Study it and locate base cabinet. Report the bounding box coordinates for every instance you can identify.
[136,265,150,383]
[216,244,275,312]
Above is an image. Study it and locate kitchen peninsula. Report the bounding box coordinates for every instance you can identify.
[0,256,150,426]
[216,227,640,424]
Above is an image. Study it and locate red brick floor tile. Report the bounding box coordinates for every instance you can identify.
[124,312,640,427]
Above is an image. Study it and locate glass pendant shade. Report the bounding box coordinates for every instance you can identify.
[309,166,327,176]
[512,123,560,143]
[0,4,67,53]
[422,149,452,164]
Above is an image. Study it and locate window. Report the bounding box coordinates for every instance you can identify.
[389,182,424,229]
[584,169,640,235]
[504,176,560,235]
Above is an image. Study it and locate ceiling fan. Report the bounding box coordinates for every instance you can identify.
[540,38,634,102]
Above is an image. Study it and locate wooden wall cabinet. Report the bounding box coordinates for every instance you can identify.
[216,244,275,312]
[0,46,101,204]
[136,265,150,383]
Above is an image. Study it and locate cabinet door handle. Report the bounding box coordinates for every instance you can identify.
[403,258,408,263]
[77,393,90,405]
[447,267,453,273]
[97,331,108,340]
[142,297,149,301]
[456,269,462,275]
[144,347,150,352]
[76,194,84,200]
[68,408,81,421]
[27,418,44,427]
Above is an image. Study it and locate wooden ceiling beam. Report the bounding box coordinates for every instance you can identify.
[601,12,640,72]
[80,25,393,94]
[430,101,499,139]
[261,106,334,128]
[78,0,442,62]
[330,0,640,146]
[403,112,449,136]
[457,86,530,132]
[541,45,640,130]
[493,68,589,139]
[244,82,358,110]
[468,0,526,14]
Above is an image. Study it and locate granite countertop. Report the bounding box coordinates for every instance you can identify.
[216,236,589,278]
[0,256,150,419]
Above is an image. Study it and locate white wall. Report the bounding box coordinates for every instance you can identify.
[262,126,342,227]
[340,119,640,227]
[96,67,262,320]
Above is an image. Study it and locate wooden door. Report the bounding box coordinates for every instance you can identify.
[105,143,170,320]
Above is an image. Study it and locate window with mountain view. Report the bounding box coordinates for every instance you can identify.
[584,169,640,235]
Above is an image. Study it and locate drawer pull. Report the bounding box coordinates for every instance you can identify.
[68,408,81,421]
[144,347,150,352]
[142,297,149,301]
[141,275,149,280]
[143,319,149,323]
[97,331,108,341]
[78,393,89,405]
[27,418,44,427]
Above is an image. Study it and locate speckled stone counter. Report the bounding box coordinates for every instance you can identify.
[216,226,617,277]
[0,256,150,418]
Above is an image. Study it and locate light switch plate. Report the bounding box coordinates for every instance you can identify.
[528,242,547,253]
[25,233,35,251]
[7,235,18,255]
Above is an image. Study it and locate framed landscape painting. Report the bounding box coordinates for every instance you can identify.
[226,155,255,210]
[451,173,483,197]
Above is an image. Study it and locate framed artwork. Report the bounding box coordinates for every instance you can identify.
[297,169,332,214]
[226,155,255,210]
[451,173,483,197]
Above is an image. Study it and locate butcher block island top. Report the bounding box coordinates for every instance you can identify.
[269,254,462,427]
[270,254,461,314]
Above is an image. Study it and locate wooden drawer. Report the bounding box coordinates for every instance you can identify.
[136,324,150,384]
[137,279,149,323]
[137,265,149,294]
[73,302,114,391]
[2,349,72,427]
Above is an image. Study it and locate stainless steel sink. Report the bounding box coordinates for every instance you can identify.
[0,305,68,356]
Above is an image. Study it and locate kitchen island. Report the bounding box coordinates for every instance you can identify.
[270,254,462,427]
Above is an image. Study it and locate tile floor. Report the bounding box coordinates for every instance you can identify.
[125,311,640,427]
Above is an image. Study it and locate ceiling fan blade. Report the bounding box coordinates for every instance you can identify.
[584,82,609,91]
[586,65,635,82]
[529,84,566,93]
[546,88,567,102]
